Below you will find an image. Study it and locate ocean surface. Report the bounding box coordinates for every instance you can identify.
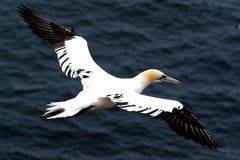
[0,0,240,159]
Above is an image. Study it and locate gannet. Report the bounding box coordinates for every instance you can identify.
[18,5,219,149]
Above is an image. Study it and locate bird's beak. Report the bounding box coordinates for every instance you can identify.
[161,76,181,84]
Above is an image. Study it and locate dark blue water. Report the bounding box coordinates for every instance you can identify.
[1,0,240,159]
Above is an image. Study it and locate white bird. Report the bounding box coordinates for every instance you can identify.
[18,5,219,149]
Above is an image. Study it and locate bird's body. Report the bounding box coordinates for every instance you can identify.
[18,5,219,149]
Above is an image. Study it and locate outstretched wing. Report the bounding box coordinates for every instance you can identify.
[18,5,114,89]
[108,92,219,149]
[158,107,220,149]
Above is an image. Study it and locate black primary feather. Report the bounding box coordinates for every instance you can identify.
[18,4,77,48]
[157,107,220,149]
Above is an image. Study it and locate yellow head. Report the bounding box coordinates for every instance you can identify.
[137,69,181,85]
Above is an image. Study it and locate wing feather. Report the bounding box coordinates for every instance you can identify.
[18,4,114,88]
[158,107,220,149]
[109,92,219,149]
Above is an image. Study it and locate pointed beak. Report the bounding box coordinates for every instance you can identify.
[162,76,181,84]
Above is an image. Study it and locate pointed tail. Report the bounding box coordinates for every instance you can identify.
[42,101,81,119]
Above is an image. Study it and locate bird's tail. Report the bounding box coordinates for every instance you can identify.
[42,100,81,119]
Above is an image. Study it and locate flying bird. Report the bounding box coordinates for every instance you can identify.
[18,4,219,149]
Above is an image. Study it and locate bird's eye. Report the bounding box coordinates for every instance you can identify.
[162,75,167,78]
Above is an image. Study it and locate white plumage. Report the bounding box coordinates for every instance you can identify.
[18,4,219,149]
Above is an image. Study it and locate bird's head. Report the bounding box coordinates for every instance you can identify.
[137,69,181,85]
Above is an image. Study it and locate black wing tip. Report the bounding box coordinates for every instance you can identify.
[17,4,32,14]
[17,4,78,46]
[209,143,221,150]
[18,4,27,10]
[203,141,221,150]
[158,107,221,150]
[202,128,221,150]
[18,4,28,9]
